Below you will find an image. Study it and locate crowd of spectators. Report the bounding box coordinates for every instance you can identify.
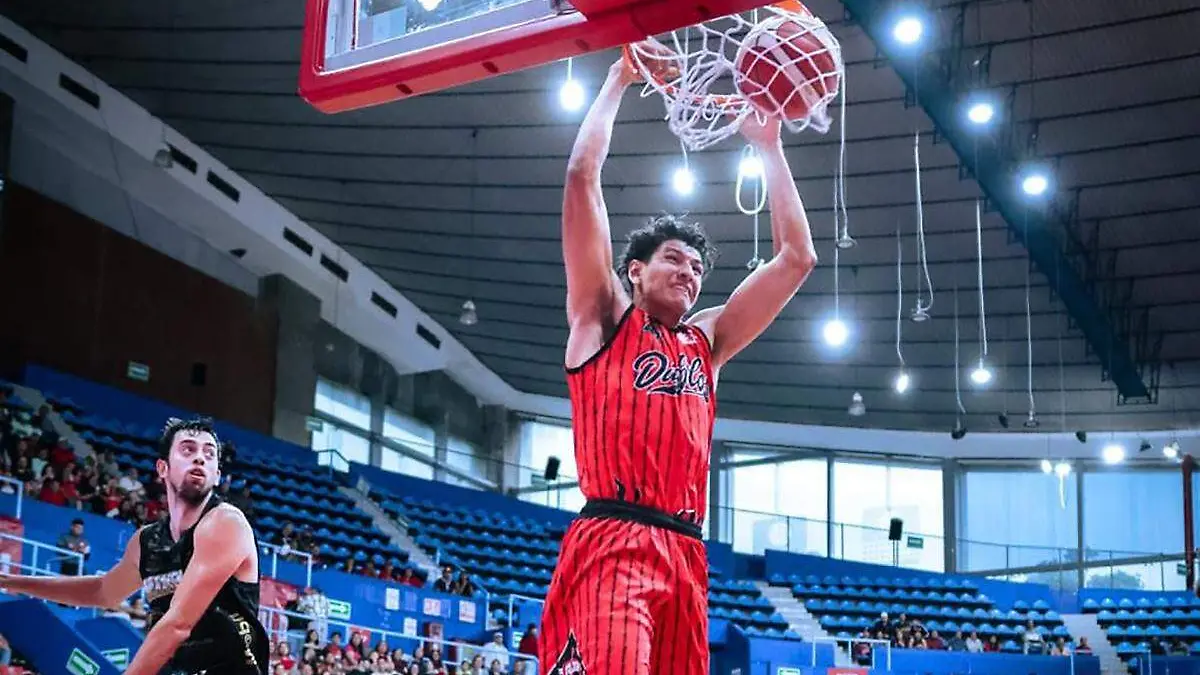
[266,627,538,675]
[853,612,1094,665]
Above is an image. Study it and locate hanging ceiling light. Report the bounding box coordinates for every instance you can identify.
[848,391,866,417]
[1164,441,1180,460]
[1054,460,1071,477]
[1023,411,1040,428]
[1102,442,1126,465]
[558,58,586,111]
[970,363,993,385]
[1040,458,1053,474]
[459,299,478,326]
[971,199,991,388]
[894,371,911,394]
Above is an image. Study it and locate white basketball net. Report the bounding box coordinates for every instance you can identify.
[626,2,844,151]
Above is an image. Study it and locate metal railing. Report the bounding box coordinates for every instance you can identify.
[259,541,314,588]
[259,605,539,673]
[503,593,545,630]
[0,476,22,519]
[811,636,892,671]
[0,532,86,579]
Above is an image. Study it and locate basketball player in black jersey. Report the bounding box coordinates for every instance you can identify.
[0,417,268,675]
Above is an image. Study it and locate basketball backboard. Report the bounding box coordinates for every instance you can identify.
[300,0,779,113]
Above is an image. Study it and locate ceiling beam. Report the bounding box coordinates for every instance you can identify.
[838,0,1154,403]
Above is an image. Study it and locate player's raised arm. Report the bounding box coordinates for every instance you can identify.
[125,505,255,675]
[691,116,818,367]
[0,526,143,609]
[562,58,637,340]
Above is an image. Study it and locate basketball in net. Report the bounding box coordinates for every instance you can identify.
[625,0,843,150]
[733,9,841,131]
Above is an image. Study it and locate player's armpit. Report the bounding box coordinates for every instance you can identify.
[124,506,254,675]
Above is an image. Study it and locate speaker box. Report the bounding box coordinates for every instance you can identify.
[888,518,904,542]
[544,456,561,482]
[190,362,207,387]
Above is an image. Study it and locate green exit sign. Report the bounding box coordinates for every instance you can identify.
[907,535,925,549]
[126,361,150,383]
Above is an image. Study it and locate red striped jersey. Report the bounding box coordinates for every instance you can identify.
[566,304,717,523]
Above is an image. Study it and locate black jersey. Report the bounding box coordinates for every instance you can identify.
[138,495,269,675]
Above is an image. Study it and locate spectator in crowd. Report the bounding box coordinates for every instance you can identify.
[57,517,90,575]
[303,628,322,653]
[946,630,966,651]
[432,565,455,593]
[924,630,945,650]
[1169,638,1189,656]
[451,571,476,597]
[347,632,368,661]
[852,630,873,665]
[479,632,509,669]
[517,623,538,659]
[1074,637,1092,654]
[118,467,144,497]
[965,630,984,653]
[323,631,345,660]
[871,612,891,637]
[1149,636,1167,656]
[1049,636,1071,656]
[985,635,1000,652]
[1022,619,1045,655]
[297,587,331,640]
[398,567,424,588]
[98,450,122,481]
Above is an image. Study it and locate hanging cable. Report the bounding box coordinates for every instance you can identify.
[834,83,854,249]
[895,220,905,367]
[912,131,934,318]
[1026,209,1037,418]
[975,199,988,363]
[954,283,965,416]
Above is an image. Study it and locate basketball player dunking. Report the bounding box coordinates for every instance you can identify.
[0,418,269,675]
[539,55,817,675]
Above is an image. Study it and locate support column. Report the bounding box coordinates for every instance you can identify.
[0,93,12,245]
[1184,454,1195,593]
[709,441,726,543]
[433,411,450,483]
[258,274,321,447]
[1076,468,1086,591]
[827,456,835,558]
[942,459,959,573]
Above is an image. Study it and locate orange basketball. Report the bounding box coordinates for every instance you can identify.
[734,18,840,122]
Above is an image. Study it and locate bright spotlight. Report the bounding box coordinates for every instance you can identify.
[967,101,995,125]
[1054,460,1071,477]
[1040,459,1053,474]
[894,371,911,394]
[823,318,848,347]
[970,364,993,385]
[1102,443,1126,465]
[738,154,763,178]
[1164,441,1180,460]
[893,16,924,45]
[671,166,696,195]
[559,79,585,111]
[1021,171,1049,196]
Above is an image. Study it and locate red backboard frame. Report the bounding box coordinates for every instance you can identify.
[299,0,778,113]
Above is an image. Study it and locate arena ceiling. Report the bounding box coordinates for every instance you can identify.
[4,0,1200,435]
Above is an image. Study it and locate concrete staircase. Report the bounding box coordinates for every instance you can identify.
[339,484,440,580]
[1061,613,1129,675]
[756,581,854,667]
[10,383,96,460]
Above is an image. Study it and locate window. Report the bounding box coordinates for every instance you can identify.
[522,485,586,513]
[522,421,576,487]
[445,436,492,487]
[315,378,370,430]
[1084,471,1182,558]
[310,422,369,471]
[383,409,435,457]
[833,461,944,571]
[961,471,1078,572]
[727,454,827,556]
[381,446,434,480]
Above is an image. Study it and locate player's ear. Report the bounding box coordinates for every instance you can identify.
[627,259,644,288]
[155,457,168,482]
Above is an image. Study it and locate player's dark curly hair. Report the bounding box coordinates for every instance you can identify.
[616,214,717,291]
[157,416,221,461]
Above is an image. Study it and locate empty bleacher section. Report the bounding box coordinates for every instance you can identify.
[1080,588,1200,673]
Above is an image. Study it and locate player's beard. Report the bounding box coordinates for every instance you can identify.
[173,477,213,506]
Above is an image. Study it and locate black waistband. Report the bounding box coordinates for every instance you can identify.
[579,499,703,540]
